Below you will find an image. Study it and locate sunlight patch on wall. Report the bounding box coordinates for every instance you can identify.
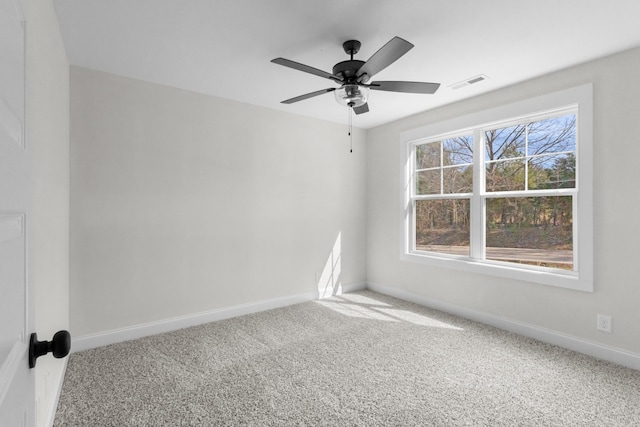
[317,232,342,299]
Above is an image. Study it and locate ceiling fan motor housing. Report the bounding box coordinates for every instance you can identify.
[332,60,365,82]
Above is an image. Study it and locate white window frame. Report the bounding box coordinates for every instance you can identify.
[400,85,593,292]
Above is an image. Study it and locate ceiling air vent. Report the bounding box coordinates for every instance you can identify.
[449,74,488,90]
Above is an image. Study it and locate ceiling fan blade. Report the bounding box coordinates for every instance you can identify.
[271,58,342,82]
[370,81,440,94]
[357,36,414,81]
[353,103,369,115]
[281,88,336,104]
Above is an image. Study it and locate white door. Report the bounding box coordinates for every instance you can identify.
[0,0,35,425]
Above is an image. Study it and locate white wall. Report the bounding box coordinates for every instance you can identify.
[70,67,367,337]
[23,0,70,425]
[367,47,640,355]
[67,37,639,366]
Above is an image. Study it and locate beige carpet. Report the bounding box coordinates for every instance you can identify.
[54,290,640,426]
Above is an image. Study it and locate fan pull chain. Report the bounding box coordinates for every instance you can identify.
[348,105,353,153]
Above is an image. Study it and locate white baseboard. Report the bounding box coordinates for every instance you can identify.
[340,281,367,293]
[367,282,640,371]
[72,281,366,353]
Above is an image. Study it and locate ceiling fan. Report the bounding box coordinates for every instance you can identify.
[271,36,440,115]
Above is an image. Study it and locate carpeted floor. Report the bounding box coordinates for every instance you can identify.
[54,290,640,426]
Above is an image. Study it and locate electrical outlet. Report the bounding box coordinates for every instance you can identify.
[597,314,612,333]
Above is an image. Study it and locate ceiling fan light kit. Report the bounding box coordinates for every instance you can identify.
[334,84,369,108]
[271,36,440,115]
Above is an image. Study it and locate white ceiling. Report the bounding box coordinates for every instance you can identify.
[53,0,640,129]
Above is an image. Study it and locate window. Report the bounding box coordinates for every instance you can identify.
[401,85,593,291]
[414,134,473,257]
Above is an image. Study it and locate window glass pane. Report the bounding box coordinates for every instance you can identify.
[527,114,576,156]
[416,142,440,169]
[416,199,470,256]
[528,153,576,189]
[486,196,573,270]
[443,135,473,166]
[485,159,525,192]
[485,124,526,161]
[416,170,440,195]
[443,166,473,193]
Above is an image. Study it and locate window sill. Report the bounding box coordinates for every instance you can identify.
[401,250,592,292]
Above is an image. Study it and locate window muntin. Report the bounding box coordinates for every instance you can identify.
[413,134,473,257]
[484,113,576,193]
[409,110,580,275]
[415,135,473,196]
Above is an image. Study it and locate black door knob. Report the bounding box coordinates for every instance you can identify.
[29,330,71,368]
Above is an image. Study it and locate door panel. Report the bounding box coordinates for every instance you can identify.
[0,0,34,425]
[0,214,26,362]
